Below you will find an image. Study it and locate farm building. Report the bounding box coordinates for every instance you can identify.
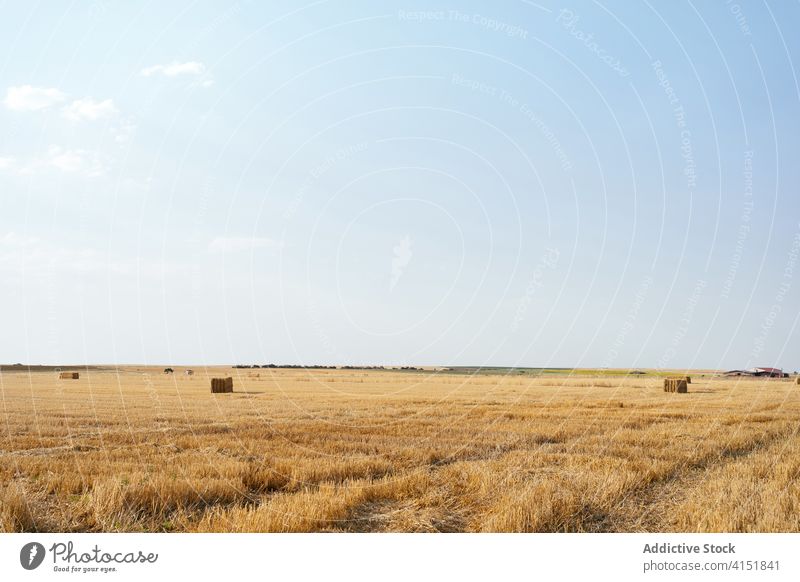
[724,370,756,377]
[724,367,788,378]
[749,367,788,377]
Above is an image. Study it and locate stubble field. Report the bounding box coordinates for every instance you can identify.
[1,367,799,533]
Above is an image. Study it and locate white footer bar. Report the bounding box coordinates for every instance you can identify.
[1,533,796,581]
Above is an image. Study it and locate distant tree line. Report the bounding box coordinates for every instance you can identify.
[232,364,422,371]
[233,364,337,369]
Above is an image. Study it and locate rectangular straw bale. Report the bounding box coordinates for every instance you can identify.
[664,378,687,393]
[211,377,234,393]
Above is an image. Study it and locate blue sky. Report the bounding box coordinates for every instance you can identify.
[1,1,798,369]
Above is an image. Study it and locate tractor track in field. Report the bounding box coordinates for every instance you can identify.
[591,426,794,532]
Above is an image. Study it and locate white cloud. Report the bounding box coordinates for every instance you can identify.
[208,236,281,254]
[45,146,106,177]
[0,233,169,277]
[48,147,84,172]
[113,118,137,144]
[141,61,213,88]
[1,232,40,247]
[0,147,106,177]
[0,232,103,271]
[141,61,206,77]
[3,85,67,111]
[190,77,215,89]
[62,97,118,121]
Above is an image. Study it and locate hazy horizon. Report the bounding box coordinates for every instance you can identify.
[2,1,799,371]
[0,362,794,374]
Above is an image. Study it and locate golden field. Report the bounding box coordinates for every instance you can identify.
[1,367,799,533]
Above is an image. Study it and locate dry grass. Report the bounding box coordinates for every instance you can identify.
[1,367,798,532]
[0,482,35,532]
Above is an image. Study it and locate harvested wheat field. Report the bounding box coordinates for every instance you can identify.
[1,367,799,533]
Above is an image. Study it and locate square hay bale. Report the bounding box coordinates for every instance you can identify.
[663,378,688,393]
[211,377,233,394]
[685,376,691,384]
[59,372,79,380]
[796,377,800,385]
